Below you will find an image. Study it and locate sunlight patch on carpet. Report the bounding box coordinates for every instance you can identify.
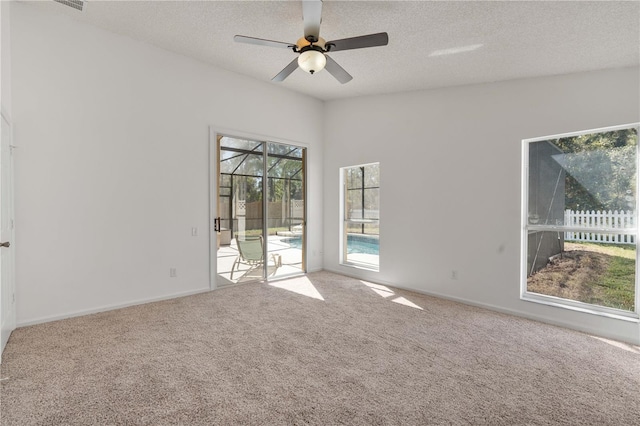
[391,296,423,310]
[364,282,395,298]
[361,281,423,310]
[269,276,325,301]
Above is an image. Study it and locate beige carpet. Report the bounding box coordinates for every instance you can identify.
[1,271,639,425]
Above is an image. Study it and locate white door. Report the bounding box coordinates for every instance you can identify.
[1,113,16,357]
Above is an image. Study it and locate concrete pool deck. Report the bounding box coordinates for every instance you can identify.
[216,235,380,285]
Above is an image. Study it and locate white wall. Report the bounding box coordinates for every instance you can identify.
[324,67,640,344]
[1,0,12,120]
[11,2,324,325]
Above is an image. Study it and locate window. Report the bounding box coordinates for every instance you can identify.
[341,163,380,270]
[522,125,639,319]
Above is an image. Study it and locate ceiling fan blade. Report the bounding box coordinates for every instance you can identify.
[272,58,299,82]
[302,0,323,41]
[234,35,294,50]
[326,32,389,52]
[324,55,352,84]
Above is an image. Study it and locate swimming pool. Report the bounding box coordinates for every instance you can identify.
[283,234,379,255]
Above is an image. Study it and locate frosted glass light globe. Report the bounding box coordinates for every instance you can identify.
[298,50,326,74]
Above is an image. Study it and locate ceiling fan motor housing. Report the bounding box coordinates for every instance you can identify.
[296,37,326,51]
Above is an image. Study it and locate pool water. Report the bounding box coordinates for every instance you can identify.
[284,235,379,255]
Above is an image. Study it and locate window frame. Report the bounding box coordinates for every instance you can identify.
[521,123,640,322]
[340,162,380,271]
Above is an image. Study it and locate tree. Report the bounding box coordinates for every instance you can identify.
[553,128,637,211]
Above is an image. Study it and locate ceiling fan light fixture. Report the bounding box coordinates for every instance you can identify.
[298,49,326,74]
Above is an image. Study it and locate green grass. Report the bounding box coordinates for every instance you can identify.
[574,242,636,311]
[597,255,636,310]
[583,242,636,259]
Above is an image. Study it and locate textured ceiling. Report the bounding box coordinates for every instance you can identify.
[33,0,640,101]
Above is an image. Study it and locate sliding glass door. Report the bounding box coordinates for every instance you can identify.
[215,134,305,286]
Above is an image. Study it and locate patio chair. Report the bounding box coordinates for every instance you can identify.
[230,236,281,280]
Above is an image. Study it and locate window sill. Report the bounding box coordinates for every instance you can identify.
[521,292,640,323]
[340,261,379,272]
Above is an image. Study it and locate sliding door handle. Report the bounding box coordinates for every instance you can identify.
[213,218,221,232]
[0,241,10,248]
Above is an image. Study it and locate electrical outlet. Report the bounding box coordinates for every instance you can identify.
[170,268,177,277]
[451,270,458,280]
[191,227,198,236]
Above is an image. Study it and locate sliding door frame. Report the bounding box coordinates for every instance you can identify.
[208,127,308,290]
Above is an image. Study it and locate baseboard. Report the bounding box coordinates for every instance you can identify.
[322,267,398,288]
[401,288,638,344]
[16,287,212,328]
[21,271,326,328]
[322,268,640,345]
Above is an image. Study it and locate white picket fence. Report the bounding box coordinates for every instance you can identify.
[564,209,636,244]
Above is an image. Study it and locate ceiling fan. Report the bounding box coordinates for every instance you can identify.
[234,0,389,84]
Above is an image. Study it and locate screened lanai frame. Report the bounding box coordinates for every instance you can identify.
[520,123,640,321]
[210,130,307,288]
[217,136,305,240]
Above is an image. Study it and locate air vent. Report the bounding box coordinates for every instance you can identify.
[53,0,84,12]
